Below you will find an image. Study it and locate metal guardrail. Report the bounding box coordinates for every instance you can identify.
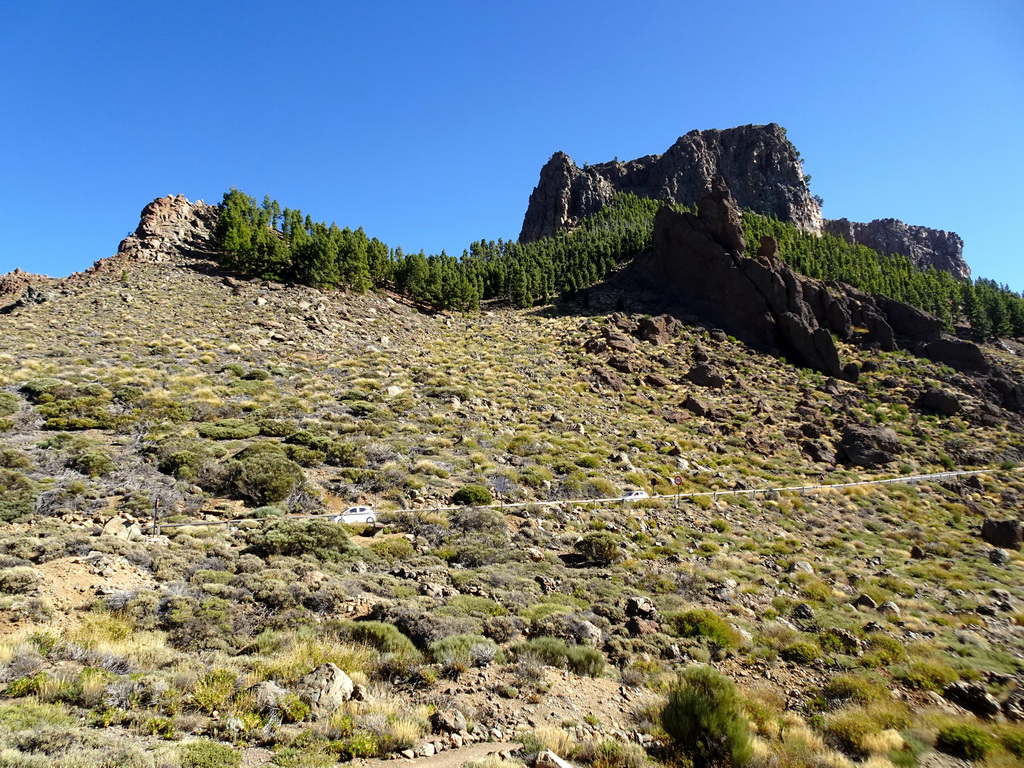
[149,467,998,531]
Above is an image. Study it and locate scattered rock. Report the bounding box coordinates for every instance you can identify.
[838,424,902,467]
[430,709,467,735]
[943,681,1001,718]
[989,548,1011,566]
[295,663,354,720]
[853,594,878,610]
[918,387,961,415]
[687,363,726,389]
[981,518,1022,550]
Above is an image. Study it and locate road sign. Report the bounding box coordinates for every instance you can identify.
[672,475,684,485]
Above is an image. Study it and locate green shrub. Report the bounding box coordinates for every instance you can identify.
[667,609,740,649]
[0,469,39,522]
[661,666,752,768]
[0,392,20,417]
[227,443,305,504]
[257,418,298,437]
[935,723,992,761]
[818,674,888,709]
[179,739,242,768]
[1002,728,1024,758]
[369,536,415,559]
[191,669,237,714]
[196,418,260,440]
[247,519,356,562]
[893,659,959,692]
[565,644,605,677]
[574,531,625,565]
[780,641,821,665]
[576,455,602,469]
[0,566,43,594]
[68,448,115,477]
[348,621,420,657]
[429,633,503,668]
[518,636,570,668]
[452,484,492,506]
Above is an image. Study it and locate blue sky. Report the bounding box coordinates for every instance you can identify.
[2,1,1022,291]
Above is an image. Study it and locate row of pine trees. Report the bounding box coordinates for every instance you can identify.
[213,188,1024,340]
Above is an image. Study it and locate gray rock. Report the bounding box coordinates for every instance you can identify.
[295,663,354,720]
[838,424,902,467]
[625,595,658,620]
[824,217,969,280]
[989,548,1011,565]
[878,601,901,617]
[853,594,878,610]
[430,709,467,735]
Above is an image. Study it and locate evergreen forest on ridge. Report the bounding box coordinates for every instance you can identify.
[215,188,1024,339]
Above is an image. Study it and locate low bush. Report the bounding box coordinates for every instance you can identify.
[661,666,752,768]
[227,443,306,504]
[429,633,504,669]
[452,484,493,506]
[179,739,242,768]
[935,723,992,761]
[247,519,356,562]
[666,609,740,649]
[347,621,420,657]
[196,418,260,440]
[574,531,625,565]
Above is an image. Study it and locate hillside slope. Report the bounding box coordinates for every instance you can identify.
[0,224,1022,766]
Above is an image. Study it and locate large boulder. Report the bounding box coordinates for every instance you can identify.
[917,387,961,415]
[838,424,902,467]
[981,519,1023,550]
[295,663,354,720]
[926,338,989,373]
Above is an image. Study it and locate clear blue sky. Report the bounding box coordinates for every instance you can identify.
[2,1,1022,290]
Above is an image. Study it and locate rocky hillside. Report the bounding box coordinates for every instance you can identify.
[519,123,971,280]
[0,200,1022,767]
[824,217,969,280]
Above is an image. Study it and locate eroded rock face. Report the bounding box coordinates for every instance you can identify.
[116,194,219,262]
[624,179,989,380]
[824,218,969,280]
[520,123,821,242]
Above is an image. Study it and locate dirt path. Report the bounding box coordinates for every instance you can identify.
[351,742,521,768]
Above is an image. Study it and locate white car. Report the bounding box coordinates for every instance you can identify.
[620,490,650,502]
[331,506,376,525]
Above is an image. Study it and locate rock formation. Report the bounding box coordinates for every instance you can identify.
[824,218,969,280]
[521,123,971,280]
[627,179,989,378]
[519,124,821,242]
[116,194,219,263]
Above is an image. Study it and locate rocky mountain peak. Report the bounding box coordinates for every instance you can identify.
[116,194,219,263]
[519,123,822,243]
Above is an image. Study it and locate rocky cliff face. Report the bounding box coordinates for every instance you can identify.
[629,179,988,378]
[823,218,969,280]
[521,124,972,280]
[116,194,219,263]
[519,124,822,242]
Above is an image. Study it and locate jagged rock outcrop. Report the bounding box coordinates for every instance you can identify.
[520,124,821,242]
[628,179,989,379]
[116,194,219,263]
[824,218,969,280]
[521,123,971,281]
